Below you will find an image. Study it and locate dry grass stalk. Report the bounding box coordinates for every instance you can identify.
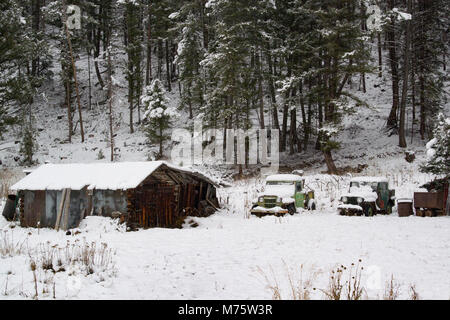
[257,266,282,300]
[345,260,364,300]
[258,262,318,300]
[409,284,419,300]
[0,230,27,258]
[321,265,345,300]
[320,260,366,300]
[383,275,401,300]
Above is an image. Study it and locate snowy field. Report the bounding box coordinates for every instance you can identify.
[1,172,449,300]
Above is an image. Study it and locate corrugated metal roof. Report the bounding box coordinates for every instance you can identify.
[10,161,218,191]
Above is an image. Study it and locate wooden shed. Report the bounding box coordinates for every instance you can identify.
[10,161,220,230]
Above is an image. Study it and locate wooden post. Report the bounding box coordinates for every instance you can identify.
[198,182,203,209]
[55,189,68,231]
[86,191,93,217]
[63,189,72,230]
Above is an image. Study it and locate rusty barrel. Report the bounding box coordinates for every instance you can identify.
[397,198,413,217]
[2,194,17,221]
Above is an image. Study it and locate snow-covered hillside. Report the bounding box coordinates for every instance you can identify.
[0,36,448,172]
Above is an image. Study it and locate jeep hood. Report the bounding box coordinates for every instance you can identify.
[258,184,294,198]
[341,186,377,202]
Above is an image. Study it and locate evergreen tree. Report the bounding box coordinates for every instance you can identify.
[171,0,206,120]
[302,0,372,173]
[421,113,450,176]
[141,79,179,158]
[120,0,144,133]
[413,0,449,139]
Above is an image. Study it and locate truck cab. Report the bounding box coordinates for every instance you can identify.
[338,177,395,216]
[251,173,316,217]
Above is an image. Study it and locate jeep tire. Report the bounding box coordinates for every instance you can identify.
[287,203,296,215]
[386,202,393,215]
[364,203,375,217]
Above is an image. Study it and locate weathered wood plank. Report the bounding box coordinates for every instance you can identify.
[55,189,68,231]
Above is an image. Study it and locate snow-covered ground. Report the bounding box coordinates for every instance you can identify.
[1,171,449,300]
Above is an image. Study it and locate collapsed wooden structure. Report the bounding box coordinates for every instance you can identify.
[414,177,449,216]
[10,162,220,230]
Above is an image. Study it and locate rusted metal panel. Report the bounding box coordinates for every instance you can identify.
[2,195,17,221]
[42,190,87,229]
[398,201,413,217]
[23,190,46,227]
[67,190,87,228]
[414,192,444,209]
[44,190,59,227]
[92,190,127,216]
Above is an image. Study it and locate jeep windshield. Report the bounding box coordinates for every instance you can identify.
[350,181,377,191]
[266,181,295,185]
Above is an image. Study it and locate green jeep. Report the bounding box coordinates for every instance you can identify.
[250,173,316,217]
[338,177,396,216]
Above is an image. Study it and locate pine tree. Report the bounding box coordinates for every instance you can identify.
[0,0,23,132]
[141,79,179,158]
[303,0,372,173]
[421,113,450,176]
[171,0,206,120]
[120,0,144,133]
[413,0,448,139]
[0,0,50,161]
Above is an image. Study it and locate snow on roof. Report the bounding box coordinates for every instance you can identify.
[266,174,303,182]
[10,161,218,191]
[350,176,388,183]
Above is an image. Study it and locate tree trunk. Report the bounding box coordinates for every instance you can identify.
[159,125,163,158]
[299,80,307,152]
[107,51,114,162]
[387,0,400,128]
[281,90,290,152]
[266,43,279,130]
[63,1,85,143]
[157,39,163,80]
[165,38,171,92]
[281,61,291,152]
[399,0,412,148]
[200,0,209,50]
[257,49,265,129]
[31,0,41,76]
[66,79,72,143]
[323,150,338,174]
[93,4,104,89]
[87,48,92,110]
[145,0,152,86]
[377,32,382,77]
[419,73,425,139]
[289,87,298,155]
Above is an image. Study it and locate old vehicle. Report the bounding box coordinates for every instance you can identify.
[414,178,449,217]
[250,173,316,217]
[338,177,395,216]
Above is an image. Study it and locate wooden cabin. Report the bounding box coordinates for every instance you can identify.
[10,162,220,230]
